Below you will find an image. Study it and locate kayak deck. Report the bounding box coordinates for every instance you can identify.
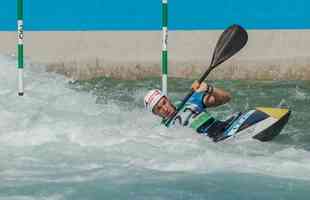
[218,107,291,142]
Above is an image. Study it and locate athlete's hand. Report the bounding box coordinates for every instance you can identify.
[191,81,208,92]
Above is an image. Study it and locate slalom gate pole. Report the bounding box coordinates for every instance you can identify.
[162,0,168,95]
[17,0,24,96]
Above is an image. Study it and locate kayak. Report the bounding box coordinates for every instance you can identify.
[216,107,291,142]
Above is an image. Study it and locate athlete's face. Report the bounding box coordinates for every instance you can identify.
[153,96,176,118]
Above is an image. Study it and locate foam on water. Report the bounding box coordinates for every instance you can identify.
[0,55,310,199]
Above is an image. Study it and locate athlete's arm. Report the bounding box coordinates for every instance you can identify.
[191,81,231,107]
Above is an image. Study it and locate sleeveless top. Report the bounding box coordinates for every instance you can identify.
[163,92,216,135]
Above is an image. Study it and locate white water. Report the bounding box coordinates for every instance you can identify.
[0,54,310,194]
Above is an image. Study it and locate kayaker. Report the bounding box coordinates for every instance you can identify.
[144,81,239,142]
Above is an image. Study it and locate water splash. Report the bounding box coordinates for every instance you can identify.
[1,55,310,199]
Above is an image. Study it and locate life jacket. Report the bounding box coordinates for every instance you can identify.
[162,92,239,141]
[163,92,216,132]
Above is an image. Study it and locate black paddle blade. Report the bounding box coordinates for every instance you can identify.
[164,24,248,127]
[210,24,248,68]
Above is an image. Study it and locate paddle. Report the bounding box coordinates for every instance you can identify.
[164,24,248,126]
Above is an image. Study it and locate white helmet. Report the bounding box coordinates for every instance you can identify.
[144,89,165,112]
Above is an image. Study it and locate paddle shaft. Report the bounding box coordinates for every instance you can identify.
[164,64,215,126]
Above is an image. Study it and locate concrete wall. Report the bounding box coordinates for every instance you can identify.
[1,30,310,80]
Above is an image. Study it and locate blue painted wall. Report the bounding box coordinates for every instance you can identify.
[1,0,309,30]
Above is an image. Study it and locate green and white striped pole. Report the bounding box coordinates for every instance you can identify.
[162,0,168,95]
[17,0,24,96]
